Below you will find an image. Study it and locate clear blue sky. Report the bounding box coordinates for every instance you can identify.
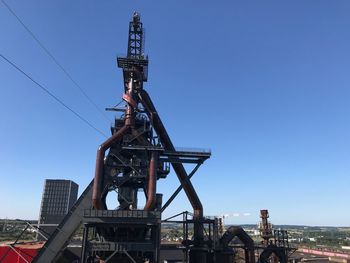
[1,0,350,226]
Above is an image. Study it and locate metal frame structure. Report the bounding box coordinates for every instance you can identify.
[161,211,219,263]
[257,210,296,263]
[33,12,211,263]
[31,12,297,263]
[82,11,212,263]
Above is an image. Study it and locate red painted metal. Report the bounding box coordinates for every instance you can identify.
[122,93,137,108]
[299,248,350,259]
[0,243,42,263]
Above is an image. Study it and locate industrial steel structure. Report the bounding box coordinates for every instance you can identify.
[257,210,295,263]
[32,12,212,263]
[31,12,294,263]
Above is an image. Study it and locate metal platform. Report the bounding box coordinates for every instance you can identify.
[83,209,161,224]
[121,145,211,164]
[81,209,162,262]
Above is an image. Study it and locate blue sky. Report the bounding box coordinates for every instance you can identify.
[1,0,350,226]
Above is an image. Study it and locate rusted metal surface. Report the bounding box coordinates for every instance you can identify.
[259,209,273,246]
[124,77,136,127]
[92,76,138,210]
[161,162,202,213]
[144,151,158,211]
[138,90,203,220]
[138,90,205,243]
[220,226,256,263]
[33,12,214,263]
[92,125,130,209]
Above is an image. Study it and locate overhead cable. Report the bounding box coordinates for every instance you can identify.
[1,0,111,122]
[0,54,107,138]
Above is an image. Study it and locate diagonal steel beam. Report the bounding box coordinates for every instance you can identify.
[161,162,202,213]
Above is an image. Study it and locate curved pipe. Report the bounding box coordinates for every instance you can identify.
[92,125,130,209]
[138,89,204,243]
[93,78,136,210]
[138,90,203,218]
[220,226,255,263]
[144,151,158,211]
[260,245,287,263]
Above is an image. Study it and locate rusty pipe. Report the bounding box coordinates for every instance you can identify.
[92,78,137,210]
[138,90,204,243]
[144,151,158,211]
[220,226,255,263]
[138,89,203,218]
[92,125,130,209]
[124,77,136,127]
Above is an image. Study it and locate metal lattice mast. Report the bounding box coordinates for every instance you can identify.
[127,12,144,59]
